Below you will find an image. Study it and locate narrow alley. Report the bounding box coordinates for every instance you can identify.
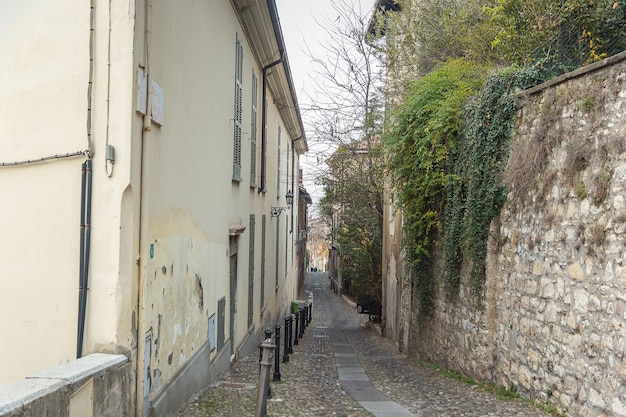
[176,272,550,417]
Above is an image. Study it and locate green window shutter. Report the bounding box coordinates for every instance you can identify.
[233,34,243,182]
[250,71,258,187]
[260,215,266,310]
[248,214,255,328]
[277,126,281,195]
[275,216,280,289]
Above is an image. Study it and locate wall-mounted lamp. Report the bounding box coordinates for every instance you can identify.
[271,207,287,217]
[271,191,294,217]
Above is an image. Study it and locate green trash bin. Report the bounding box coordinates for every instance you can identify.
[291,300,298,314]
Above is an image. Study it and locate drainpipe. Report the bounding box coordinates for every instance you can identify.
[77,0,96,358]
[266,0,306,149]
[290,138,300,234]
[259,56,282,194]
[136,0,153,415]
[77,160,93,358]
[259,0,289,194]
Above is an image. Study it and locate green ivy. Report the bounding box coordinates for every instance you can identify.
[386,59,550,309]
[384,58,487,313]
[454,65,546,297]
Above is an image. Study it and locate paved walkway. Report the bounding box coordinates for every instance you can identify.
[176,272,550,417]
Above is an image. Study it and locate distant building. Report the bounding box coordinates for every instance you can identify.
[0,1,307,415]
[307,216,331,272]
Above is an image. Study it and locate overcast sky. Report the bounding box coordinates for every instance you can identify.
[275,0,378,212]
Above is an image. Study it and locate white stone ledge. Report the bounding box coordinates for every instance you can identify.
[0,353,128,415]
[28,353,127,383]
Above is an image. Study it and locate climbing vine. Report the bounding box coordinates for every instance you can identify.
[386,60,551,310]
[384,58,487,313]
[448,65,548,298]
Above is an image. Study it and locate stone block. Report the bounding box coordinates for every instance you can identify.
[527,348,540,370]
[563,375,578,395]
[525,279,538,295]
[553,363,565,378]
[588,387,606,408]
[574,288,589,313]
[567,262,585,281]
[589,295,601,311]
[518,366,532,390]
[566,311,578,330]
[612,397,626,416]
[540,277,555,299]
[556,277,565,300]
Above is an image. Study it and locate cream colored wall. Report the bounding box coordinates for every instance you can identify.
[88,0,137,359]
[0,2,301,413]
[0,0,136,386]
[133,0,300,410]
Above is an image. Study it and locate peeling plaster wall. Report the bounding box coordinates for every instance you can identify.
[143,231,224,390]
[132,1,300,414]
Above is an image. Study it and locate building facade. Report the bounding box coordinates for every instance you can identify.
[0,1,307,416]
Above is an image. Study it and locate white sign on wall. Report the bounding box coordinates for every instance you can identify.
[151,79,165,126]
[208,314,216,352]
[137,67,147,115]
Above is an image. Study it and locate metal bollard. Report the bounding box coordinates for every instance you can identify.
[304,305,309,328]
[293,312,300,346]
[306,305,311,327]
[264,327,273,399]
[309,302,313,323]
[283,317,290,363]
[255,340,275,417]
[273,323,281,381]
[260,327,272,362]
[299,308,305,338]
[287,315,293,354]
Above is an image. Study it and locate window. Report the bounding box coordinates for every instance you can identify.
[250,70,258,187]
[233,34,243,182]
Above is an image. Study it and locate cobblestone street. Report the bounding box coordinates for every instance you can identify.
[176,272,551,417]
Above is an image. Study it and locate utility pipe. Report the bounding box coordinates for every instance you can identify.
[136,0,153,415]
[259,56,283,194]
[290,138,299,233]
[77,0,96,358]
[266,0,305,148]
[77,160,93,358]
[77,162,87,357]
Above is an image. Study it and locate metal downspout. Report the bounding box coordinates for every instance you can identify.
[77,0,96,359]
[290,138,298,233]
[259,57,282,194]
[77,163,87,357]
[137,0,153,415]
[77,160,93,358]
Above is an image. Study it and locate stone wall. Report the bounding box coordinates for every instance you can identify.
[407,52,626,417]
